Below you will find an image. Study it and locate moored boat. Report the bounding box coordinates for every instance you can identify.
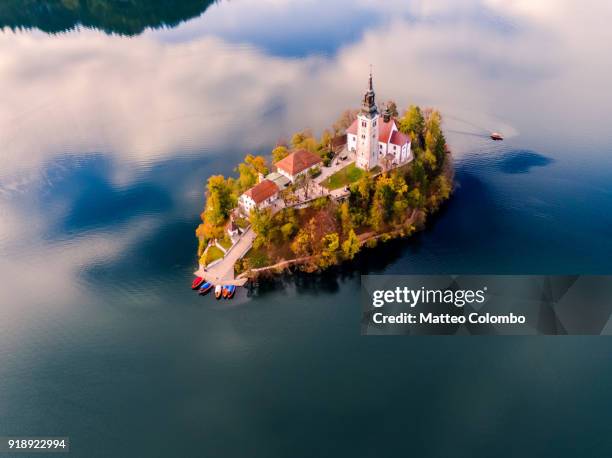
[226,285,236,299]
[222,285,231,298]
[198,282,213,295]
[191,276,204,290]
[214,285,223,299]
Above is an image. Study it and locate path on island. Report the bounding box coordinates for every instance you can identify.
[193,148,358,285]
[195,228,256,286]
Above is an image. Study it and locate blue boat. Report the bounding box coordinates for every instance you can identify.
[226,285,236,299]
[198,282,213,295]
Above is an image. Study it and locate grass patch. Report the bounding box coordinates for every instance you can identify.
[205,245,224,266]
[321,162,364,190]
[218,236,233,250]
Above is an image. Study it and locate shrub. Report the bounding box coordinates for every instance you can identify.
[308,166,322,178]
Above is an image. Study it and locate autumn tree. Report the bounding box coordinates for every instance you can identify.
[369,173,410,230]
[341,229,360,260]
[338,200,352,235]
[291,129,318,152]
[318,232,340,268]
[236,154,269,192]
[271,145,289,163]
[291,228,313,257]
[399,105,425,149]
[332,109,359,134]
[425,110,447,167]
[281,222,296,241]
[320,129,333,150]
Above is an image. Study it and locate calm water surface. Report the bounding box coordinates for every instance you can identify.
[2,1,612,456]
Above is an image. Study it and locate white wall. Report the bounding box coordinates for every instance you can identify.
[239,192,278,214]
[277,167,294,182]
[347,133,357,151]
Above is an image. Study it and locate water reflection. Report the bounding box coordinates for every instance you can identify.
[2,2,612,455]
[2,0,612,187]
[497,150,553,174]
[0,0,217,35]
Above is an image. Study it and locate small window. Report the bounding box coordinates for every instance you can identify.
[361,121,367,128]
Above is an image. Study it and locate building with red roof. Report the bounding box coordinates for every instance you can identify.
[239,179,280,214]
[275,149,322,183]
[346,73,412,170]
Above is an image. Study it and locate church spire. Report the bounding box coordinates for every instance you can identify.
[362,67,378,118]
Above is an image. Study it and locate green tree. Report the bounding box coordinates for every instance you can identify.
[425,110,447,167]
[203,175,235,227]
[272,145,289,163]
[342,229,360,260]
[249,207,273,247]
[410,160,428,191]
[399,105,425,148]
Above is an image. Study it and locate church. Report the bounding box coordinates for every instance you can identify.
[346,73,412,171]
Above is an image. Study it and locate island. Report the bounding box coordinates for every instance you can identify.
[194,73,453,287]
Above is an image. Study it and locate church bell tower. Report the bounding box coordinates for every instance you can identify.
[356,71,379,170]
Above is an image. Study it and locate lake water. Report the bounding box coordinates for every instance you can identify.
[2,1,612,456]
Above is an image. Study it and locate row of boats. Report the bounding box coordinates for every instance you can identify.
[191,276,237,299]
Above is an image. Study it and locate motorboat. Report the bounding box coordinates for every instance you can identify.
[222,285,230,298]
[490,132,504,141]
[226,285,236,299]
[214,285,223,299]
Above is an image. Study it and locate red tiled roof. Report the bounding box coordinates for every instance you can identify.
[275,149,322,176]
[346,119,358,135]
[378,118,395,143]
[244,179,279,204]
[389,130,410,146]
[347,117,398,144]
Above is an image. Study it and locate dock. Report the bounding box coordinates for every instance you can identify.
[193,267,249,287]
[194,227,255,287]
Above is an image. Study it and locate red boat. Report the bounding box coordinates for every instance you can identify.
[222,286,230,298]
[191,276,204,290]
